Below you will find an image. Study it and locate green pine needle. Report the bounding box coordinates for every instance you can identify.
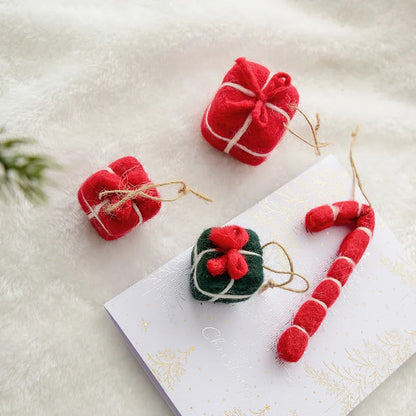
[0,128,59,203]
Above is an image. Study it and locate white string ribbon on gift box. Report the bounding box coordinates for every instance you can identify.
[204,73,326,158]
[79,166,139,238]
[83,165,213,239]
[191,239,309,303]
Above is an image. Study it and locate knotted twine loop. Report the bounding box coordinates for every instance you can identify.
[285,106,328,156]
[258,241,310,294]
[350,126,372,207]
[99,180,213,214]
[234,58,328,155]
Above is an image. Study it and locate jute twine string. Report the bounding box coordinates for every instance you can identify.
[285,105,328,156]
[99,180,213,214]
[349,126,372,207]
[259,241,310,294]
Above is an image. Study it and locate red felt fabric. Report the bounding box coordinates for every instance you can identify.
[201,57,299,166]
[277,326,309,363]
[305,201,368,232]
[207,226,251,280]
[304,204,334,232]
[207,249,249,280]
[338,229,371,263]
[333,201,362,227]
[229,249,250,280]
[326,258,354,286]
[277,200,376,362]
[357,205,376,232]
[312,280,341,307]
[78,156,161,240]
[209,225,249,250]
[293,300,327,336]
[206,255,228,276]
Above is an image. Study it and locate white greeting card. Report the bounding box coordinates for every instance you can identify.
[105,156,416,416]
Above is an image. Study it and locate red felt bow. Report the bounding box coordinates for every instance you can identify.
[227,57,292,128]
[207,225,250,280]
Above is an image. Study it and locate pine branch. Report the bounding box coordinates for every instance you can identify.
[0,128,59,203]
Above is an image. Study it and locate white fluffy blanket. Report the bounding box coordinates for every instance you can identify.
[1,1,415,415]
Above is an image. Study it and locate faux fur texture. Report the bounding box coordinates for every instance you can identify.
[1,0,415,415]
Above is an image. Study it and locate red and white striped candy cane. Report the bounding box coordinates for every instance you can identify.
[277,200,375,362]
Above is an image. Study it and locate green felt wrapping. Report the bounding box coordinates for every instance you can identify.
[190,228,264,303]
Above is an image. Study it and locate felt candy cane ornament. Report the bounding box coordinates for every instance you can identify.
[277,128,375,362]
[78,156,212,240]
[201,57,327,166]
[190,225,309,303]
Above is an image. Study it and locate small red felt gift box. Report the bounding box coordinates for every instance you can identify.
[201,57,300,166]
[78,156,161,240]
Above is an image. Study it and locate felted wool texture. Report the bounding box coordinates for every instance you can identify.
[327,258,355,286]
[306,201,376,232]
[293,299,327,336]
[357,205,376,230]
[209,224,250,251]
[201,57,299,166]
[276,326,309,363]
[332,201,364,227]
[1,1,416,415]
[338,228,371,263]
[304,204,334,232]
[190,227,264,303]
[78,156,161,240]
[277,201,376,362]
[312,279,341,307]
[306,201,375,279]
[207,248,249,280]
[277,300,328,364]
[305,201,356,232]
[206,225,250,279]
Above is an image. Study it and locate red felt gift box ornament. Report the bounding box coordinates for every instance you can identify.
[78,156,212,241]
[201,57,325,166]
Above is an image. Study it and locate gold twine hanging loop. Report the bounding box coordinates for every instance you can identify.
[98,180,213,214]
[258,241,309,294]
[349,126,372,207]
[285,105,329,156]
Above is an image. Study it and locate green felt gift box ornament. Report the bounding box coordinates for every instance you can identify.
[190,225,265,303]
